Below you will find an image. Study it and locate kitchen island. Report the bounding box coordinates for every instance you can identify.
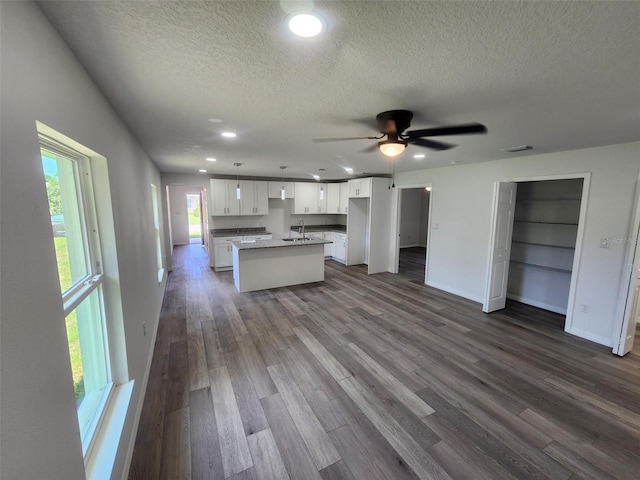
[231,238,331,293]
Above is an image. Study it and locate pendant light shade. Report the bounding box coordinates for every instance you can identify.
[234,163,242,199]
[280,166,287,200]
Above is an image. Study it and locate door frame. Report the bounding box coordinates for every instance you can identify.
[390,182,433,284]
[613,174,640,355]
[483,172,591,335]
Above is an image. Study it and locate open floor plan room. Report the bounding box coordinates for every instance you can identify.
[129,245,640,480]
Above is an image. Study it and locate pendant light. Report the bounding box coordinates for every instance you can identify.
[280,166,287,200]
[234,162,242,199]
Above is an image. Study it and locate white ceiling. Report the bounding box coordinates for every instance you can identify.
[37,1,640,180]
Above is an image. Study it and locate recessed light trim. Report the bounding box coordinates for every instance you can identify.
[221,132,237,138]
[413,154,426,159]
[199,169,207,173]
[288,13,323,37]
[344,167,354,174]
[206,157,216,162]
[312,174,320,180]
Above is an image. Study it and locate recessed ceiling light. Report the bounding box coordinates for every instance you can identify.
[288,13,323,37]
[199,169,207,173]
[413,154,426,159]
[206,157,216,162]
[312,174,320,180]
[425,186,432,192]
[208,118,222,123]
[450,161,460,165]
[221,132,237,138]
[344,167,354,174]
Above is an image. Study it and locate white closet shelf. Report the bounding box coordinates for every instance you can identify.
[510,260,572,274]
[512,240,575,250]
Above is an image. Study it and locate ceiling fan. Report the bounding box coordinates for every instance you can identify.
[313,110,487,157]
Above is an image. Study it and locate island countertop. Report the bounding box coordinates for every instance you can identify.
[231,238,332,250]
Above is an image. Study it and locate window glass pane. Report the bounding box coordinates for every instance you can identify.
[70,288,110,440]
[42,154,89,292]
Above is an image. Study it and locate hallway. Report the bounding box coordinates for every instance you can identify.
[129,245,640,479]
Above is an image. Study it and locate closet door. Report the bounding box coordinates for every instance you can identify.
[483,182,517,313]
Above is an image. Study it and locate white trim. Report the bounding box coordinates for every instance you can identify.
[426,280,484,304]
[612,172,640,355]
[120,291,165,479]
[85,380,134,480]
[487,172,591,335]
[506,293,567,315]
[565,327,613,348]
[390,182,433,282]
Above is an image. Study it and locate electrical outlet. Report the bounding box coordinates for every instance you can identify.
[600,236,610,248]
[580,304,590,313]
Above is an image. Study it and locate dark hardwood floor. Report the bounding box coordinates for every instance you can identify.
[398,246,427,281]
[129,244,640,480]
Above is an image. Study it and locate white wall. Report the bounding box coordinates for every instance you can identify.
[419,191,430,247]
[1,2,165,478]
[394,142,640,347]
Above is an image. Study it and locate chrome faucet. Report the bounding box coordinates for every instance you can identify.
[299,218,305,241]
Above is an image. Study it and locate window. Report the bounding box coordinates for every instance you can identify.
[151,184,164,282]
[40,136,112,453]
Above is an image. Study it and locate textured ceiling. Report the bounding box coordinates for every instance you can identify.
[37,1,640,180]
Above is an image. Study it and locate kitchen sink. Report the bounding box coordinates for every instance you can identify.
[283,237,310,242]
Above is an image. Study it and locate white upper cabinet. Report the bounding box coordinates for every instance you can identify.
[348,177,371,198]
[327,183,340,214]
[209,179,240,216]
[240,181,268,215]
[339,182,349,214]
[327,182,349,214]
[268,181,294,199]
[292,182,328,214]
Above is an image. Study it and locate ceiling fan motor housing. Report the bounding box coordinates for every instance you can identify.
[376,110,413,134]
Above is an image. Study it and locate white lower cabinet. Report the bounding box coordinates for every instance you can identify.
[213,234,272,270]
[334,233,347,263]
[323,232,335,257]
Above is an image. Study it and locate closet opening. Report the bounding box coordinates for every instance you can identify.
[507,178,584,317]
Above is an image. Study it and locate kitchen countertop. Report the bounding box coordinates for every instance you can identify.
[210,227,271,237]
[290,224,346,234]
[231,238,332,250]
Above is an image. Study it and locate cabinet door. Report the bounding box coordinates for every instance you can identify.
[239,181,256,215]
[327,184,340,214]
[339,182,349,213]
[334,236,346,261]
[293,182,317,214]
[323,232,335,257]
[210,179,229,215]
[214,243,232,268]
[348,178,371,198]
[254,181,269,215]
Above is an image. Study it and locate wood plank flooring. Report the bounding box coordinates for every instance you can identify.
[129,245,640,480]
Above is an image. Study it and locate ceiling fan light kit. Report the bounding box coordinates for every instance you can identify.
[378,140,406,157]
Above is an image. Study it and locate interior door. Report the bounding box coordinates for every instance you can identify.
[483,182,517,313]
[614,190,640,355]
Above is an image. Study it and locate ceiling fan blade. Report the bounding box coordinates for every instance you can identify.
[405,123,487,138]
[312,136,380,143]
[408,138,455,151]
[360,144,379,153]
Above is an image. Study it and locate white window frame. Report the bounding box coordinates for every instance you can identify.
[40,135,114,456]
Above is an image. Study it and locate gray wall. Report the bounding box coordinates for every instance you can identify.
[1,2,165,478]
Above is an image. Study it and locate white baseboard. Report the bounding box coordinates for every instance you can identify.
[425,280,484,304]
[120,280,166,479]
[399,243,420,249]
[506,293,567,315]
[565,326,612,348]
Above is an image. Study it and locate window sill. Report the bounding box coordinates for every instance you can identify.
[85,380,134,480]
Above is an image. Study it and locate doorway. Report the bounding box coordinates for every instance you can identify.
[391,184,433,282]
[483,174,590,336]
[186,193,203,244]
